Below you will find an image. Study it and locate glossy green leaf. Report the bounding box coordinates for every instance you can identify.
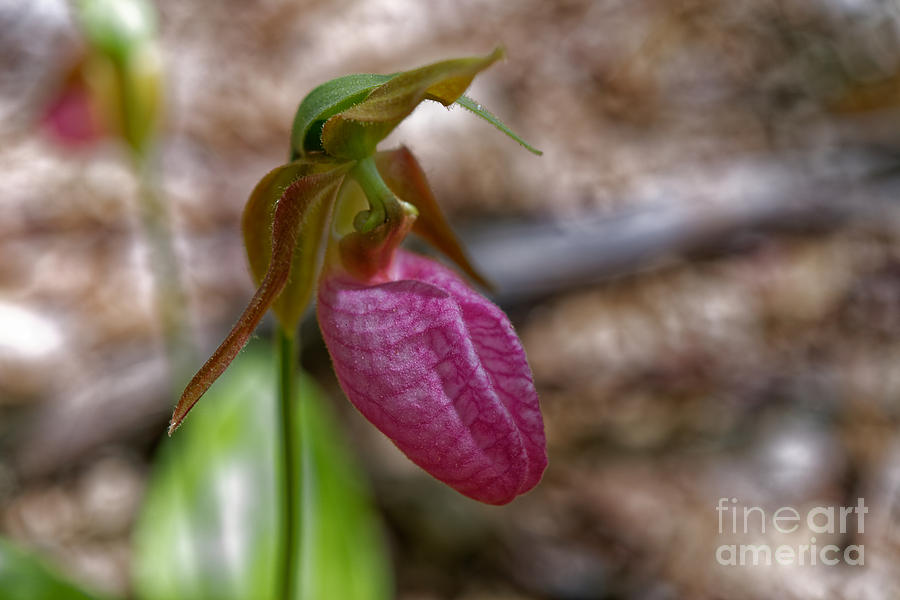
[290,74,395,160]
[171,163,350,433]
[321,47,504,159]
[455,95,542,155]
[135,342,391,600]
[0,538,104,600]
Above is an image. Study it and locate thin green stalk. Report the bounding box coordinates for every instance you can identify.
[135,156,195,390]
[349,156,398,232]
[278,325,299,599]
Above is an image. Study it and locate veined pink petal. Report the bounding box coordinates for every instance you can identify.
[317,250,546,504]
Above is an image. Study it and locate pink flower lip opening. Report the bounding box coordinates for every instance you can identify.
[317,249,547,505]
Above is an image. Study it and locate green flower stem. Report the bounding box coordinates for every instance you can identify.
[277,324,299,600]
[349,155,397,232]
[135,157,195,390]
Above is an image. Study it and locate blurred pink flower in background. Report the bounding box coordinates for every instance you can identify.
[41,74,104,147]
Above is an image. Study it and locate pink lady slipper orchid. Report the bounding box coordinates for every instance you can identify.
[171,49,547,504]
[318,247,546,504]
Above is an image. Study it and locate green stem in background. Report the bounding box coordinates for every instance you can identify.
[135,156,196,391]
[278,325,299,600]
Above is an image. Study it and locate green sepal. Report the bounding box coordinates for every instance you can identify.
[290,74,395,160]
[321,47,505,160]
[455,95,542,155]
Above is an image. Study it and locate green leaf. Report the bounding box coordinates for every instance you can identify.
[455,95,542,155]
[321,47,504,159]
[290,74,395,160]
[293,366,392,600]
[135,342,392,600]
[0,538,105,600]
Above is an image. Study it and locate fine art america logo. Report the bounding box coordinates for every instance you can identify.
[715,497,867,567]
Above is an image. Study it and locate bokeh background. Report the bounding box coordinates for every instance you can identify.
[3,0,900,598]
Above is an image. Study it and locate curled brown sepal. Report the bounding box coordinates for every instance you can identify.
[168,163,351,435]
[375,146,490,289]
[242,157,342,331]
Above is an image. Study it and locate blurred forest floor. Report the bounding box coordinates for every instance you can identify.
[3,0,900,598]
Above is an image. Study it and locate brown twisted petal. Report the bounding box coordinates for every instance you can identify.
[375,147,490,289]
[169,164,350,434]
